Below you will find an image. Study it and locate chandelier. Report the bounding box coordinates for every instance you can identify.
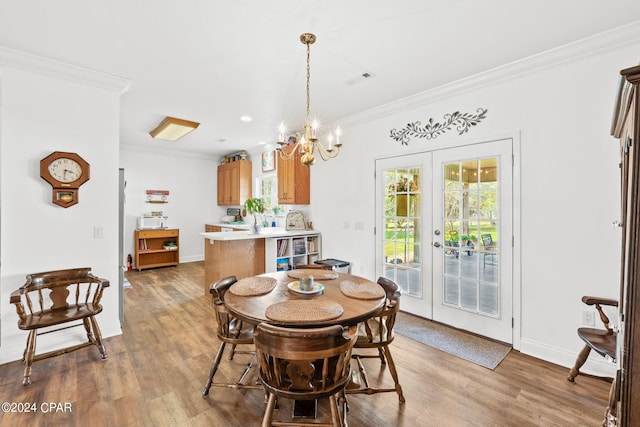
[277,33,342,166]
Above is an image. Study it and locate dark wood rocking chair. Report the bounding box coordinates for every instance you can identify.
[567,295,618,382]
[202,276,260,397]
[10,267,109,386]
[254,323,357,427]
[346,276,405,402]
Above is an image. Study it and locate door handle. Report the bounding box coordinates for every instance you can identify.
[433,242,441,248]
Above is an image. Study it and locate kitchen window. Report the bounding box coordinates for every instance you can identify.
[256,175,277,212]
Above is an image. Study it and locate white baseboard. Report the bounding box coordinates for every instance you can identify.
[520,337,616,378]
[179,255,204,263]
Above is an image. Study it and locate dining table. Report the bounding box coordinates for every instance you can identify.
[223,269,387,327]
[223,269,387,420]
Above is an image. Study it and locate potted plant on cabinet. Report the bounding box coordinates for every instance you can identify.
[244,198,264,233]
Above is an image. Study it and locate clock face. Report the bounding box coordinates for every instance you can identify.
[48,158,83,183]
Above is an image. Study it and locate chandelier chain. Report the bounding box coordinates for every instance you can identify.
[277,32,341,166]
[306,40,311,124]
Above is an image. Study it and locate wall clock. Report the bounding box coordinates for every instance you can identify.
[40,151,90,208]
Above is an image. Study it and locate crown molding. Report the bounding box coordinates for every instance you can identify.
[340,20,640,129]
[0,46,131,94]
[120,142,219,161]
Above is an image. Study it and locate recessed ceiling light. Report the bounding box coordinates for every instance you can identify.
[240,115,253,122]
[216,138,227,143]
[258,140,266,145]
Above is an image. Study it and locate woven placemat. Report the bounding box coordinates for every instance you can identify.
[265,300,344,323]
[340,280,385,300]
[287,269,338,280]
[229,277,277,296]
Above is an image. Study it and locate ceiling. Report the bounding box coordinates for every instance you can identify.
[2,0,640,158]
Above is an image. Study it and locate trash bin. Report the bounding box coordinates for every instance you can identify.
[314,258,351,274]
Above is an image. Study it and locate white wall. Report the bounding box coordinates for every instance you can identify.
[307,31,639,375]
[119,145,219,267]
[0,48,130,363]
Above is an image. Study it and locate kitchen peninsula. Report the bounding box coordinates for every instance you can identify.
[200,228,321,295]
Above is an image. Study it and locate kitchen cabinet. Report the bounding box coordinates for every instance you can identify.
[217,160,252,206]
[134,228,179,270]
[203,236,266,296]
[277,145,310,205]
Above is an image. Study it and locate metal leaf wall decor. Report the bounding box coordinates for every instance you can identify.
[389,108,488,145]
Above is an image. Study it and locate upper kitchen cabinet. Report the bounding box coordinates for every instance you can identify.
[217,160,252,206]
[277,145,310,205]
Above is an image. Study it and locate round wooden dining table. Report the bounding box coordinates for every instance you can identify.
[223,270,386,327]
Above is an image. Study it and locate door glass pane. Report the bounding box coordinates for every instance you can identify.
[480,282,498,315]
[440,157,500,317]
[383,166,422,297]
[460,279,478,310]
[463,160,479,187]
[444,276,459,305]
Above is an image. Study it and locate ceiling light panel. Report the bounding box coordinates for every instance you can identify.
[149,116,200,141]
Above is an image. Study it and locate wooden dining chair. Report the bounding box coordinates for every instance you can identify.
[567,295,618,382]
[202,276,260,397]
[10,267,109,386]
[254,322,357,427]
[346,276,405,402]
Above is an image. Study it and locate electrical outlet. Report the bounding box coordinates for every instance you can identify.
[582,310,595,326]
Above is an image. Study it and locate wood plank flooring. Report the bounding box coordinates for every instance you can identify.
[0,262,610,426]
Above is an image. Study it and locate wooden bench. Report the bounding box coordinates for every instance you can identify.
[10,267,109,385]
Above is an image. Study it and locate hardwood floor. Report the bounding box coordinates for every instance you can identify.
[0,262,610,426]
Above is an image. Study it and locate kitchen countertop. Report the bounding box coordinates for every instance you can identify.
[201,228,318,242]
[206,222,251,229]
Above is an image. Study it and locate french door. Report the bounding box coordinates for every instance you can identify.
[376,139,513,343]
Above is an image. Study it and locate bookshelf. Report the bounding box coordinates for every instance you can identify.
[266,233,321,272]
[134,228,179,270]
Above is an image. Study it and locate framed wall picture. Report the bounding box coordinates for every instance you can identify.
[262,150,275,172]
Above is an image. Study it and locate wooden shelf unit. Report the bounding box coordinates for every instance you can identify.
[265,234,321,272]
[134,228,179,270]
